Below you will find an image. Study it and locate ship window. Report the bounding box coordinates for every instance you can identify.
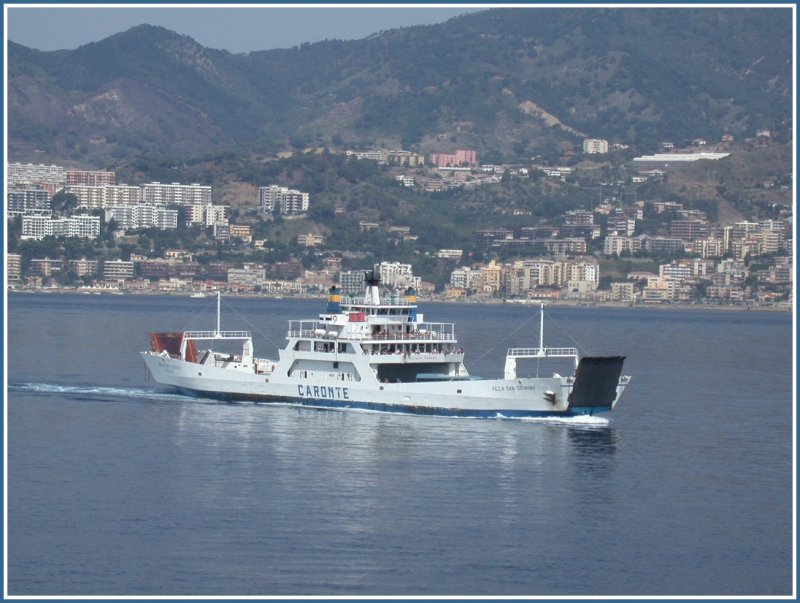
[457,389,462,394]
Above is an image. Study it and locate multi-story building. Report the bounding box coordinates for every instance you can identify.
[280,191,309,215]
[69,259,99,277]
[383,150,426,167]
[7,253,21,282]
[607,217,637,237]
[475,229,514,246]
[21,214,100,240]
[142,182,212,206]
[544,238,588,255]
[671,220,709,241]
[30,258,63,277]
[611,282,635,303]
[7,163,66,195]
[642,236,687,254]
[66,170,116,187]
[430,149,478,168]
[20,214,52,240]
[69,184,141,209]
[297,233,326,247]
[339,270,368,295]
[103,260,135,282]
[229,224,252,243]
[559,224,601,240]
[480,261,503,294]
[582,139,609,154]
[259,185,310,215]
[105,205,178,230]
[692,237,725,258]
[7,187,51,215]
[605,235,636,256]
[449,266,480,290]
[564,209,595,225]
[377,262,420,290]
[227,266,266,290]
[184,203,229,226]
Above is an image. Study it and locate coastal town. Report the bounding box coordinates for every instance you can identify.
[6,135,793,311]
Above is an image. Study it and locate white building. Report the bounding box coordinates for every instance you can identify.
[7,163,66,188]
[184,203,229,226]
[259,185,310,215]
[21,214,100,240]
[142,182,212,206]
[105,205,178,230]
[69,184,141,209]
[377,262,421,290]
[449,266,479,290]
[582,139,609,154]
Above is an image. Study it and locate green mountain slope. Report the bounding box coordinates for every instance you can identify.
[8,7,792,164]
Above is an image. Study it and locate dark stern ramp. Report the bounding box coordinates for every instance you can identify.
[567,356,625,408]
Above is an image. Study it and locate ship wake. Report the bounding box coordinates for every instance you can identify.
[8,382,208,404]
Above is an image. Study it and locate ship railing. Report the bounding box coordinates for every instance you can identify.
[506,347,578,359]
[286,320,456,340]
[339,296,414,307]
[185,330,252,340]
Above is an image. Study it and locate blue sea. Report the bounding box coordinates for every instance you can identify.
[6,292,795,597]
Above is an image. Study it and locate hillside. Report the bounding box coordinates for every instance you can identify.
[8,7,793,165]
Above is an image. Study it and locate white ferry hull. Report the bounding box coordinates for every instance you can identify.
[142,351,626,418]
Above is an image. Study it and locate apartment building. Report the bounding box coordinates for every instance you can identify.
[259,185,310,215]
[611,282,635,303]
[582,139,609,154]
[377,262,421,289]
[7,163,66,190]
[7,254,21,282]
[297,233,326,247]
[105,205,178,230]
[142,182,212,206]
[7,187,51,215]
[69,258,99,277]
[430,149,477,168]
[66,170,116,187]
[227,266,266,290]
[68,184,141,209]
[229,224,252,243]
[103,260,135,282]
[30,258,63,277]
[184,203,229,226]
[22,214,100,240]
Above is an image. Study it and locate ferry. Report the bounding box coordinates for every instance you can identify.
[142,271,630,418]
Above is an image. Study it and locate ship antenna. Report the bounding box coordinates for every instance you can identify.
[216,290,221,337]
[539,302,545,351]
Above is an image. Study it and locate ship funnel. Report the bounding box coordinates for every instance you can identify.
[327,285,341,313]
[364,269,381,305]
[404,287,417,304]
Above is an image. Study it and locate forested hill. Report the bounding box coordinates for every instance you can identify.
[8,7,792,164]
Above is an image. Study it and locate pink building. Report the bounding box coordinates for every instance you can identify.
[430,149,478,167]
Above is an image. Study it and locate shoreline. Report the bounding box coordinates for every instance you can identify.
[7,287,793,313]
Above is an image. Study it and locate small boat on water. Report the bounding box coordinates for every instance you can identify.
[142,271,630,418]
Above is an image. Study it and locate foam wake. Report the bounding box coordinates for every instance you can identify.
[8,382,196,404]
[516,414,610,426]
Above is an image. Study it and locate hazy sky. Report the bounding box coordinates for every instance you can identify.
[5,4,485,54]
